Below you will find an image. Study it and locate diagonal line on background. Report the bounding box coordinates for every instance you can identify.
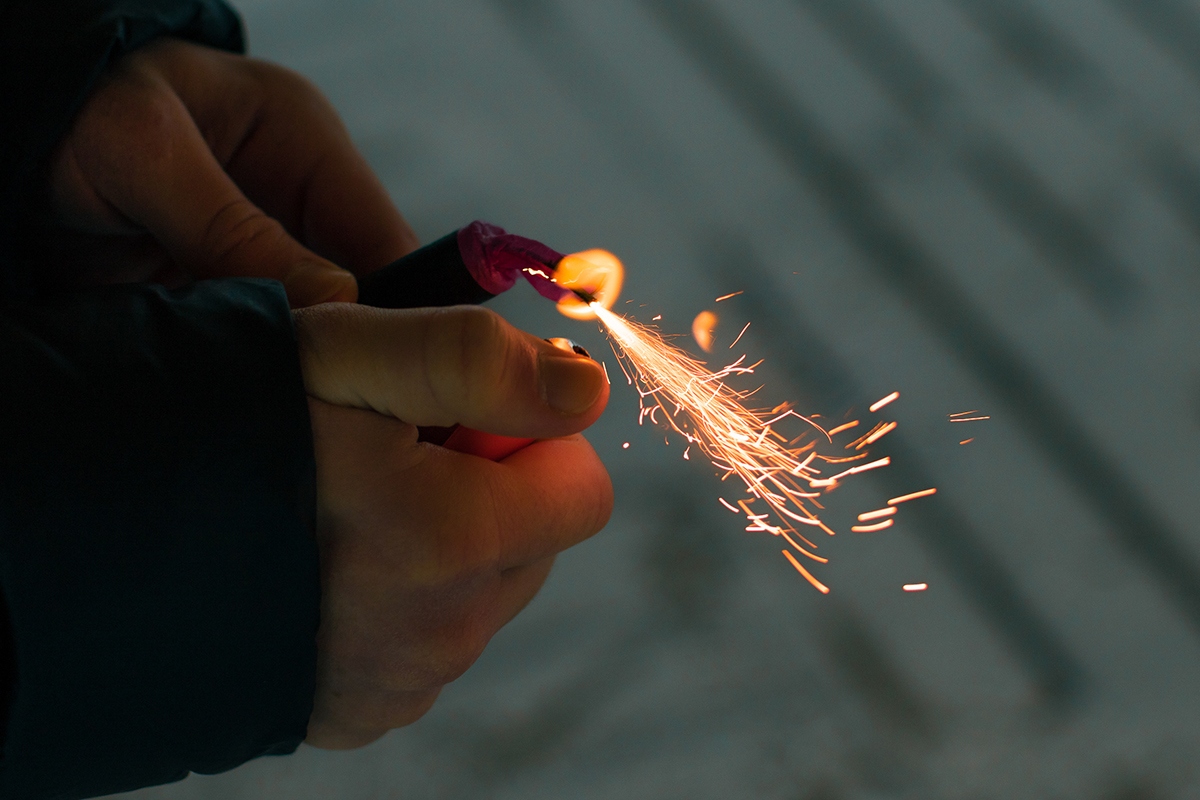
[641,0,1200,636]
[489,0,1084,697]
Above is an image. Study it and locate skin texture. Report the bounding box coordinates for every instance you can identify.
[297,304,612,749]
[48,37,417,305]
[47,39,614,749]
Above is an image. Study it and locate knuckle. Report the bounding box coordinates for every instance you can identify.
[250,59,339,116]
[73,75,181,172]
[200,199,285,267]
[379,690,440,729]
[375,617,490,693]
[424,306,513,412]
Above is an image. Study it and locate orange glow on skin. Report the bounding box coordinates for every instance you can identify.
[692,310,718,352]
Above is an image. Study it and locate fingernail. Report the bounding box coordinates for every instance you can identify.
[283,261,358,307]
[544,337,591,358]
[540,353,604,415]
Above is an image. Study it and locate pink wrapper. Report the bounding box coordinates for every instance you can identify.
[457,221,571,302]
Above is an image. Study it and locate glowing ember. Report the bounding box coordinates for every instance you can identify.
[715,290,744,302]
[863,420,897,445]
[948,409,979,417]
[545,249,929,592]
[590,304,898,593]
[691,310,718,352]
[887,488,937,505]
[807,457,890,488]
[959,438,974,445]
[949,416,991,422]
[903,583,928,592]
[782,550,829,593]
[870,391,899,412]
[728,321,751,349]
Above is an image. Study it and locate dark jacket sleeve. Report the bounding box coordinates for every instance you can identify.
[0,280,321,799]
[0,2,323,798]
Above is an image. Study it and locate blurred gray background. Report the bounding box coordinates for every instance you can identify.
[119,0,1200,797]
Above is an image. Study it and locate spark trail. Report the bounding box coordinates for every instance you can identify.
[593,305,890,593]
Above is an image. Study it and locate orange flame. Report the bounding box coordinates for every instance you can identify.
[555,249,624,319]
[691,310,718,352]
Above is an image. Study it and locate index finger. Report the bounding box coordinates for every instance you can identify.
[419,434,614,572]
[212,60,419,275]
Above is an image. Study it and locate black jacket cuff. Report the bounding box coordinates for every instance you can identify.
[0,279,319,799]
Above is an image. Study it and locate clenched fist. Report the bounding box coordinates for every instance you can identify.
[295,303,613,749]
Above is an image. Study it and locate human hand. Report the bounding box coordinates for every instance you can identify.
[294,303,613,749]
[44,38,416,306]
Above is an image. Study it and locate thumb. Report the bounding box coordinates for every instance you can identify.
[293,304,609,438]
[54,69,357,307]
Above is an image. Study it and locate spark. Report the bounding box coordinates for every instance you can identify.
[863,420,897,446]
[851,519,894,532]
[903,583,928,592]
[593,304,889,592]
[715,290,744,302]
[808,457,890,488]
[887,487,937,505]
[719,497,740,513]
[729,321,751,349]
[959,438,974,445]
[847,421,887,450]
[602,362,611,384]
[857,507,896,522]
[827,420,859,436]
[869,391,899,412]
[782,550,830,594]
[948,410,979,417]
[652,314,662,321]
[949,416,991,422]
[622,442,630,449]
